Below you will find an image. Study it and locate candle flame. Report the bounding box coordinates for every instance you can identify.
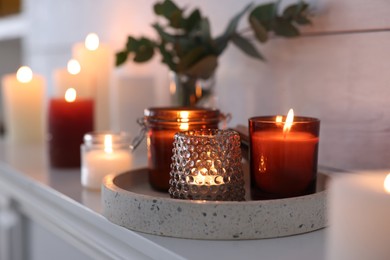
[104,135,113,153]
[275,116,283,123]
[187,172,225,186]
[65,88,77,103]
[384,173,390,194]
[195,83,202,98]
[67,59,81,75]
[283,108,294,133]
[85,33,99,51]
[179,111,189,130]
[16,66,33,83]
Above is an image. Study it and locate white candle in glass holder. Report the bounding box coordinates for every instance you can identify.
[2,66,46,143]
[81,133,132,190]
[327,171,390,260]
[73,33,113,131]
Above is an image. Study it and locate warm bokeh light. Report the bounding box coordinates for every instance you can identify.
[67,59,81,75]
[85,33,99,51]
[275,115,283,123]
[104,135,113,153]
[283,108,294,133]
[179,111,189,130]
[65,88,77,103]
[384,173,390,193]
[16,66,33,83]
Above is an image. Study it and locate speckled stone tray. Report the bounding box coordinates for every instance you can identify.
[102,168,328,240]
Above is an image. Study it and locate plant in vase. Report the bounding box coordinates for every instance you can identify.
[116,0,312,107]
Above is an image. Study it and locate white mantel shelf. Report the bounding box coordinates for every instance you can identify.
[0,141,331,260]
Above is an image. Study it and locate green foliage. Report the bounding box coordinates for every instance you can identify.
[116,0,312,79]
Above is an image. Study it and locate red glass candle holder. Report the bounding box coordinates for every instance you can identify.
[143,107,224,192]
[249,116,320,199]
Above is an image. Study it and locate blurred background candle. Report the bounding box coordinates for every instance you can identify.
[81,132,132,190]
[73,33,113,131]
[143,107,222,192]
[249,109,320,199]
[48,88,93,168]
[53,59,92,98]
[2,66,46,143]
[327,172,390,260]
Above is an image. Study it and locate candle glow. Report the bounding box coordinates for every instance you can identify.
[16,66,33,83]
[179,111,190,130]
[85,33,100,51]
[384,174,390,193]
[65,88,77,103]
[67,59,81,75]
[104,135,113,154]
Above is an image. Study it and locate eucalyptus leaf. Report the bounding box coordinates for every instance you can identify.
[221,3,253,39]
[295,15,311,25]
[198,18,212,42]
[177,46,206,72]
[231,34,265,61]
[249,3,275,25]
[154,0,181,19]
[153,23,176,42]
[213,35,229,55]
[126,36,139,52]
[158,44,176,71]
[185,9,202,31]
[116,51,128,66]
[185,55,218,79]
[133,39,155,62]
[273,18,300,37]
[282,3,309,20]
[249,16,268,43]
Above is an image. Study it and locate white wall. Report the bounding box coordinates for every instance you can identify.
[21,0,390,170]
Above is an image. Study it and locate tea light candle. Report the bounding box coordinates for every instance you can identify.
[73,33,113,130]
[327,172,390,260]
[2,66,46,143]
[48,88,94,168]
[81,132,132,190]
[53,59,92,98]
[249,109,320,199]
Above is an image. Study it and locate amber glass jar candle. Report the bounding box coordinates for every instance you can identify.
[143,107,222,192]
[249,110,320,199]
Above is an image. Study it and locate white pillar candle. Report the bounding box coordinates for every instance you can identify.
[81,133,132,190]
[73,33,113,131]
[326,171,390,260]
[2,66,46,143]
[53,59,92,98]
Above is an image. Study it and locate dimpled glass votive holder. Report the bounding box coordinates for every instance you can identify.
[169,129,245,201]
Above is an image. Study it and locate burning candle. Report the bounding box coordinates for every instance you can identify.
[169,129,245,201]
[81,132,132,190]
[53,59,92,98]
[143,107,222,192]
[48,88,94,168]
[249,109,320,199]
[2,66,46,143]
[327,172,390,260]
[73,33,113,130]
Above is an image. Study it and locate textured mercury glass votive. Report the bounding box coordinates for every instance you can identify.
[169,129,245,201]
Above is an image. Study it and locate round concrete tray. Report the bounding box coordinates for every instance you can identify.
[102,168,328,240]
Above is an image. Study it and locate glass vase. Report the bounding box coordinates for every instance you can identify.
[169,72,216,107]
